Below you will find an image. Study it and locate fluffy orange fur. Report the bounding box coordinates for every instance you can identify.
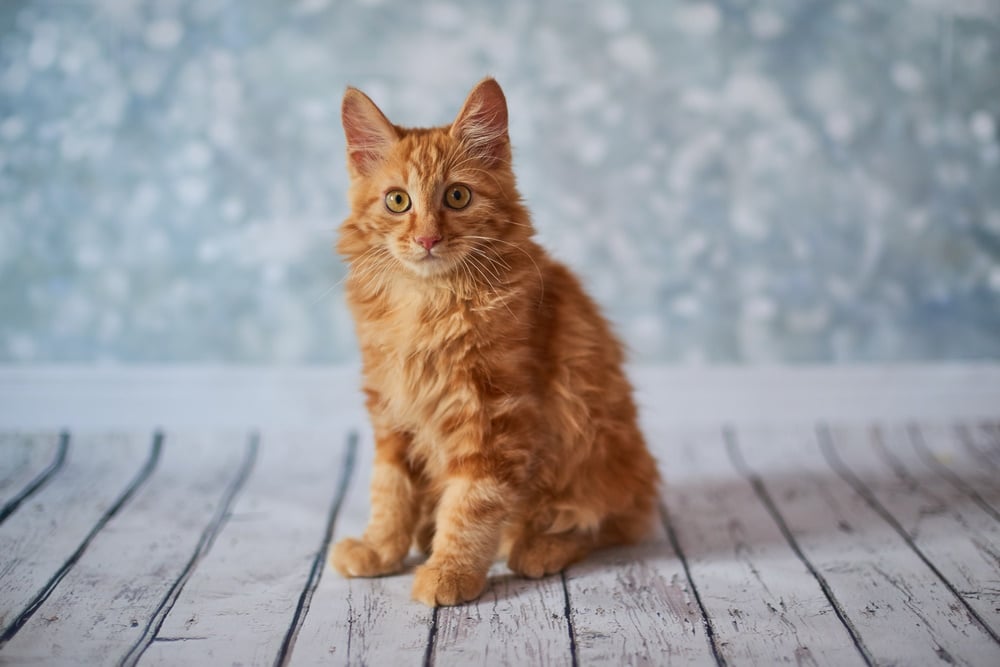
[329,78,659,606]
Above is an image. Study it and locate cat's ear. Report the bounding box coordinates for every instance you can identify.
[450,77,510,166]
[342,87,399,176]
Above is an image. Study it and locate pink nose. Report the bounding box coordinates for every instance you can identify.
[416,235,441,251]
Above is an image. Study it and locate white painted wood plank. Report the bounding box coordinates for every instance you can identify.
[290,426,434,664]
[0,431,251,665]
[2,365,999,429]
[431,562,572,667]
[735,424,1000,666]
[825,423,1000,639]
[0,432,153,638]
[0,431,62,513]
[563,427,713,667]
[140,430,352,666]
[655,425,865,665]
[927,423,1000,508]
[960,422,1000,471]
[297,426,573,666]
[565,537,713,666]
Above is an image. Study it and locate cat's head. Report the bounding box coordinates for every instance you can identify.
[337,78,531,280]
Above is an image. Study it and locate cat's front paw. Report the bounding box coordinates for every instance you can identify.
[330,537,402,578]
[411,562,487,606]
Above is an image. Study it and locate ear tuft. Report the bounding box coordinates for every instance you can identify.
[342,87,399,176]
[450,78,510,166]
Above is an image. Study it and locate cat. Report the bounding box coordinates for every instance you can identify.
[330,77,659,606]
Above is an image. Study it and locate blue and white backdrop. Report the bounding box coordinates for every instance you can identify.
[1,0,998,363]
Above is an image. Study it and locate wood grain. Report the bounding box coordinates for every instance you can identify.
[0,364,998,667]
[660,425,865,665]
[918,423,1000,520]
[1,431,250,665]
[564,538,713,666]
[431,561,573,666]
[957,423,1000,472]
[966,423,1000,470]
[858,424,1000,630]
[0,431,65,524]
[736,424,1000,666]
[0,432,152,640]
[290,426,435,664]
[136,430,353,665]
[563,423,716,667]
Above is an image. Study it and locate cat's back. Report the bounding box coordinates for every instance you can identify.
[532,253,628,374]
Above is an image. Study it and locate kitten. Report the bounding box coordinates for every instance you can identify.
[330,78,659,606]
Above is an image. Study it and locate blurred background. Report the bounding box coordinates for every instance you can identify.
[1,0,998,365]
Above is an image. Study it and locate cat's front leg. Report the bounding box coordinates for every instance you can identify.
[411,472,510,606]
[330,430,416,577]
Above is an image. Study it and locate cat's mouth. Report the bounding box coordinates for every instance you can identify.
[398,247,454,277]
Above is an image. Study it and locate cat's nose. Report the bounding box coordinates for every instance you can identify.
[415,235,442,251]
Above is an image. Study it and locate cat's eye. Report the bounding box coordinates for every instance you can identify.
[444,184,472,210]
[385,189,411,213]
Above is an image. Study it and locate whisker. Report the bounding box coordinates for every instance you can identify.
[465,252,503,288]
[345,246,397,296]
[309,275,348,306]
[309,245,389,305]
[462,234,545,307]
[471,243,513,269]
[467,244,512,274]
[461,254,517,321]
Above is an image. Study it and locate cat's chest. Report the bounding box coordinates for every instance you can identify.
[359,294,479,426]
[363,292,475,358]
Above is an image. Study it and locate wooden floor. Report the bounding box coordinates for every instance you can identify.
[1,366,999,666]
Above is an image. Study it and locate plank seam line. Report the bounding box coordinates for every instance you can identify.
[119,431,260,667]
[920,425,1000,523]
[0,431,162,646]
[0,431,70,525]
[956,424,1000,473]
[724,426,876,667]
[345,587,354,661]
[819,423,1000,645]
[422,607,440,667]
[659,499,727,667]
[274,430,359,667]
[559,571,579,667]
[879,425,1000,527]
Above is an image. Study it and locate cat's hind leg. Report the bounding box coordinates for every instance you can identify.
[507,529,595,579]
[507,505,656,578]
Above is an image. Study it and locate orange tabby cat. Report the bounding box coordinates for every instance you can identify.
[330,78,659,606]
